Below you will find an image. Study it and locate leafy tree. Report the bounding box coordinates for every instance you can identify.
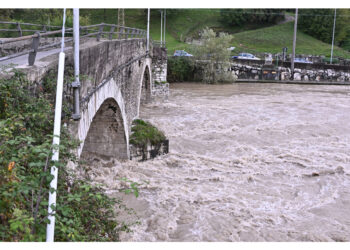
[193,28,234,83]
[220,9,284,27]
[8,9,90,28]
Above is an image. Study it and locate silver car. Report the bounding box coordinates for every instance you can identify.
[233,53,260,60]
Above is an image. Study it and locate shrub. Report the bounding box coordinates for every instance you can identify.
[167,56,195,82]
[0,71,132,241]
[129,119,165,149]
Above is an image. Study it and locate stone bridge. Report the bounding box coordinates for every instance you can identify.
[1,35,168,161]
[72,38,153,160]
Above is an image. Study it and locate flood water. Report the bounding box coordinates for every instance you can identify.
[86,83,350,241]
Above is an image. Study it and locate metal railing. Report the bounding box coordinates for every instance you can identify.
[0,21,63,37]
[0,21,147,66]
[152,40,166,48]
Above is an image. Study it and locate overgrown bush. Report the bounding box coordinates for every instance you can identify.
[167,56,195,83]
[0,71,131,241]
[129,119,165,149]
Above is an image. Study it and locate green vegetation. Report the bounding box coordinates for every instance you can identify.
[147,9,350,59]
[231,21,350,58]
[0,71,135,241]
[129,119,165,149]
[167,57,195,82]
[220,9,284,27]
[193,28,234,83]
[298,9,350,49]
[2,8,350,58]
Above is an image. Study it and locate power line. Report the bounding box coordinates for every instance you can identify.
[169,9,350,17]
[5,9,350,20]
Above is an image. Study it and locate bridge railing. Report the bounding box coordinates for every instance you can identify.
[152,40,166,48]
[0,21,146,66]
[0,21,64,38]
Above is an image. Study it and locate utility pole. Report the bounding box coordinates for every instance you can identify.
[147,8,150,53]
[330,9,337,64]
[160,10,163,47]
[72,8,80,120]
[291,8,298,79]
[163,9,166,47]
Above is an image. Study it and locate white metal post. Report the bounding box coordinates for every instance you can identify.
[46,52,65,242]
[147,8,150,52]
[164,9,166,47]
[72,8,81,120]
[46,8,66,242]
[291,8,298,78]
[330,9,336,64]
[160,10,163,46]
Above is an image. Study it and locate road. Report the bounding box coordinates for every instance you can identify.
[0,46,72,68]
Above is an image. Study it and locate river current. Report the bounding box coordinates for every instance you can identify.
[85,83,350,241]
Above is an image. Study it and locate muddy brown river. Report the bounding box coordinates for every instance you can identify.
[86,82,350,241]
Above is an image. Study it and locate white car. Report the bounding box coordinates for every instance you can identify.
[294,58,313,64]
[233,53,260,60]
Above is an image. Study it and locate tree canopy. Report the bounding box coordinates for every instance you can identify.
[219,9,285,27]
[298,9,350,50]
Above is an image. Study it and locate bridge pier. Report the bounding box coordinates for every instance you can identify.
[151,46,169,98]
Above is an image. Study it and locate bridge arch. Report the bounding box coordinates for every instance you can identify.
[80,98,128,160]
[137,60,152,117]
[76,78,130,160]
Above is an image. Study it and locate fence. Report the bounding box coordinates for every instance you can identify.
[152,40,166,48]
[0,21,147,66]
[0,21,63,37]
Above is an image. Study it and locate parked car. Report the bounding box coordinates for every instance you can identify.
[232,53,260,60]
[294,58,313,64]
[173,50,193,57]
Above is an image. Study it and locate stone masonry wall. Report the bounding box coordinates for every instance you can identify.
[130,139,169,161]
[229,62,350,82]
[65,38,152,158]
[152,47,169,97]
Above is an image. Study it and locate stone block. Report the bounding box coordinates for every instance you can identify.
[294,72,301,81]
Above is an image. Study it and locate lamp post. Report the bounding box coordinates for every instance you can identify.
[291,8,298,79]
[330,9,337,64]
[160,10,163,47]
[72,8,80,120]
[164,9,166,47]
[147,8,150,53]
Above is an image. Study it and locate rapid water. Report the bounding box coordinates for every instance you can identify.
[85,83,350,241]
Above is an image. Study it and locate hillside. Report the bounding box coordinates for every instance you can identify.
[231,21,350,59]
[139,9,350,59]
